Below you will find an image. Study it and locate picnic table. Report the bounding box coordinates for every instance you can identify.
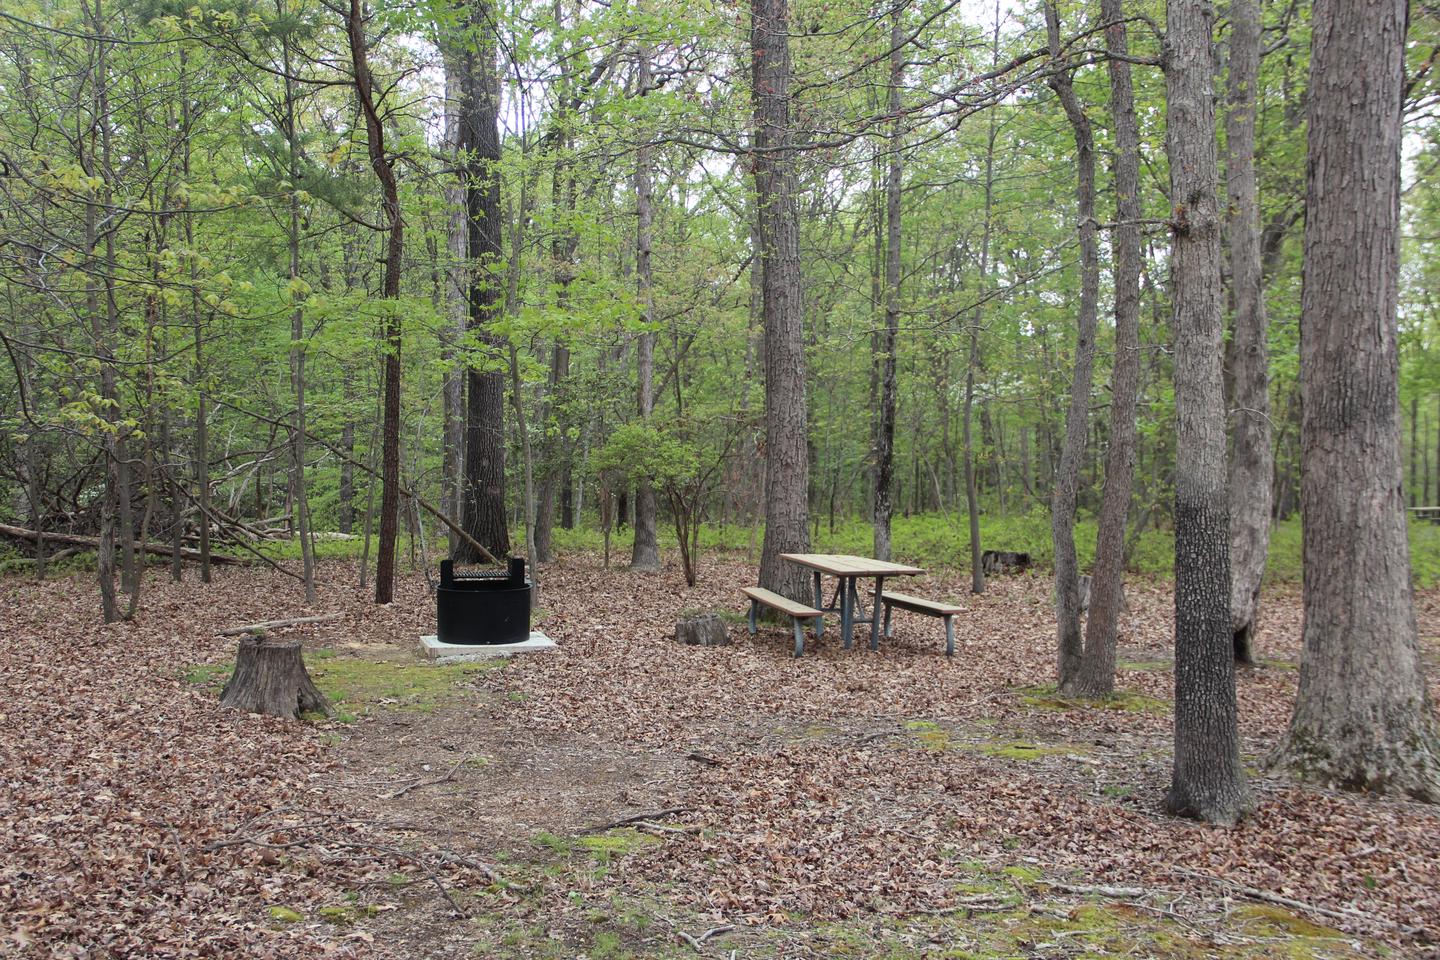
[780,553,924,651]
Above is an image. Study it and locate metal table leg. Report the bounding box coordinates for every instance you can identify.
[870,576,886,650]
[840,576,854,649]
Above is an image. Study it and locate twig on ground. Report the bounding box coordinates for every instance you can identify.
[1047,882,1148,898]
[1171,867,1423,937]
[380,757,471,800]
[686,751,725,766]
[580,807,693,833]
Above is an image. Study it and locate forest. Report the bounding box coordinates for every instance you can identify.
[2,0,1440,956]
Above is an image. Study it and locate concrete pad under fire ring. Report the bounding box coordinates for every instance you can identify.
[420,631,557,663]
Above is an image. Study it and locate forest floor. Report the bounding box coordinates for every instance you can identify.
[3,553,1440,959]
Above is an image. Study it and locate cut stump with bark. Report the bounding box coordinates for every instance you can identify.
[220,635,334,720]
[676,615,729,647]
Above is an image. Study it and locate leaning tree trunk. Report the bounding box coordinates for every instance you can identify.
[220,636,334,720]
[752,0,811,602]
[1274,0,1440,802]
[1164,0,1252,825]
[1067,0,1142,699]
[1044,1,1099,689]
[1225,0,1271,667]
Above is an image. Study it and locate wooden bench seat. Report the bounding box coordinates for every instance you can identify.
[741,586,824,657]
[878,591,963,656]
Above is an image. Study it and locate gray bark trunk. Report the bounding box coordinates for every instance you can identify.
[631,46,661,571]
[752,0,811,602]
[1067,0,1143,698]
[1164,0,1252,825]
[1225,0,1271,666]
[872,3,903,563]
[1275,0,1440,802]
[1045,1,1099,687]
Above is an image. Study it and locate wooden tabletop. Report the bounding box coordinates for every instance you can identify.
[780,553,925,577]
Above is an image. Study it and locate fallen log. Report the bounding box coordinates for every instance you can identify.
[216,612,345,637]
[0,523,243,565]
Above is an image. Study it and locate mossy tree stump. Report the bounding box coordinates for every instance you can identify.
[220,635,334,719]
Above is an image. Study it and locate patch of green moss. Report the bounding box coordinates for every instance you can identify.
[533,828,659,863]
[903,720,954,751]
[267,905,304,923]
[316,904,378,924]
[1234,905,1344,939]
[306,656,504,717]
[181,662,232,689]
[972,741,1075,761]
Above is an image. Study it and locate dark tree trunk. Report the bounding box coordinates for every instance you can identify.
[220,636,333,720]
[1275,0,1440,801]
[631,47,661,571]
[751,0,811,602]
[1066,0,1142,699]
[1164,0,1252,825]
[1045,1,1099,688]
[872,2,903,563]
[1225,0,1270,667]
[345,0,406,604]
[456,0,511,564]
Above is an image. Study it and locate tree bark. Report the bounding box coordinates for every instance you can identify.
[1225,0,1270,666]
[1164,0,1252,825]
[1066,0,1143,699]
[872,1,904,563]
[442,53,468,554]
[1275,0,1440,802]
[961,5,1002,596]
[1045,1,1099,687]
[631,45,661,572]
[751,0,811,602]
[280,25,317,605]
[220,636,333,720]
[344,0,406,604]
[456,0,511,564]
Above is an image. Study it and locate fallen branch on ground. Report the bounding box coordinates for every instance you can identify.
[216,613,344,637]
[0,522,243,565]
[580,807,693,834]
[1171,867,1424,937]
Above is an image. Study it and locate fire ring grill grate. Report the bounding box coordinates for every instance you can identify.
[435,556,531,645]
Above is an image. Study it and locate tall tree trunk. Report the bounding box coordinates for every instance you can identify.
[751,0,811,602]
[631,45,661,571]
[1045,1,1099,686]
[1066,0,1143,698]
[1164,0,1252,825]
[1225,0,1270,666]
[961,3,1002,595]
[1405,391,1416,506]
[345,0,406,604]
[180,48,211,583]
[281,26,317,604]
[456,0,511,563]
[442,54,467,553]
[1275,0,1440,801]
[872,1,904,562]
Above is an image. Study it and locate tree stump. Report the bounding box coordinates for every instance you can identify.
[676,614,729,647]
[219,635,334,720]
